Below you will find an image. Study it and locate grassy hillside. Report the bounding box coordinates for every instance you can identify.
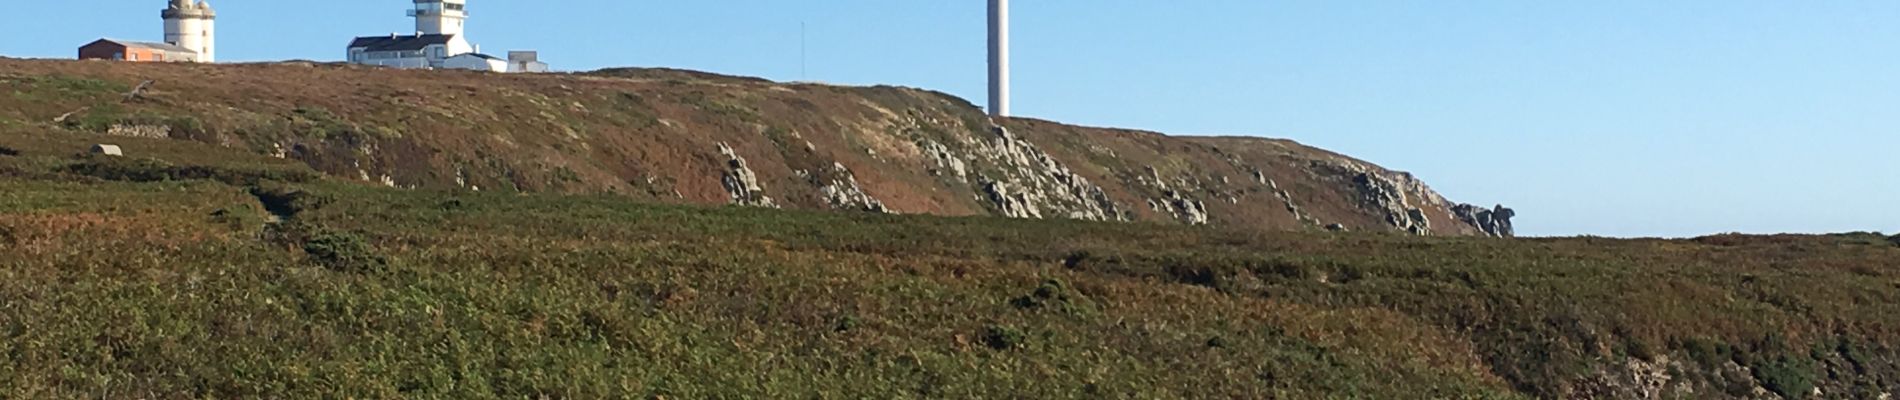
[3,121,1898,398]
[0,59,1503,236]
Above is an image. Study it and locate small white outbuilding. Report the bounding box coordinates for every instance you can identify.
[91,144,124,156]
[443,52,506,72]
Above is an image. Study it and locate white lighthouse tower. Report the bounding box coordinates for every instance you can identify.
[161,0,216,62]
[412,0,469,36]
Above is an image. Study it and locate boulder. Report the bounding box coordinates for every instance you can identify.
[90,144,123,157]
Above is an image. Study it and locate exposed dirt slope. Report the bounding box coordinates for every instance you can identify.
[0,59,1511,235]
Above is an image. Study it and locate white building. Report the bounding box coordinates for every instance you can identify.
[443,52,505,71]
[345,0,546,73]
[81,0,215,63]
[507,51,549,73]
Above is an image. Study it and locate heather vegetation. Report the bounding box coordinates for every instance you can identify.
[3,120,1899,399]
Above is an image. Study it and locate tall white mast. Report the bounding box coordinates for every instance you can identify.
[988,0,1010,117]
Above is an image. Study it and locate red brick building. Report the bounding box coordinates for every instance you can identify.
[77,39,201,63]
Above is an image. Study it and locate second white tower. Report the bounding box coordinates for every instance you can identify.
[413,0,469,36]
[161,0,216,62]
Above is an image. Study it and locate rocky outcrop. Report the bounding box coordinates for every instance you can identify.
[967,125,1123,221]
[106,124,170,139]
[1259,173,1319,227]
[1144,189,1210,226]
[1352,172,1432,236]
[919,139,968,179]
[1162,190,1210,225]
[1136,166,1213,225]
[813,162,888,213]
[717,142,777,208]
[1568,356,1695,400]
[1454,204,1516,238]
[981,179,1041,219]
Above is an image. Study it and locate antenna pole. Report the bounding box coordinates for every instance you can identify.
[801,21,808,81]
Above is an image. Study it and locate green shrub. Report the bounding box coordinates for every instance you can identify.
[1010,279,1068,310]
[302,231,387,274]
[1206,336,1229,349]
[1621,336,1657,361]
[65,157,318,186]
[209,205,259,230]
[833,314,861,332]
[1680,337,1728,367]
[981,325,1026,350]
[0,146,16,157]
[1888,234,1900,247]
[250,185,334,220]
[1752,355,1816,399]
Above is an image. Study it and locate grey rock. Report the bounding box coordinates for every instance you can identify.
[982,178,1042,219]
[107,124,171,139]
[716,142,778,208]
[919,139,968,178]
[1453,204,1517,238]
[1353,172,1433,235]
[816,162,889,213]
[1161,190,1209,225]
[962,125,1121,221]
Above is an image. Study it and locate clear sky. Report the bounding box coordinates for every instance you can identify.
[4,1,1897,237]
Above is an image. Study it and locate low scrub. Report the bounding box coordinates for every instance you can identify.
[301,230,387,274]
[64,156,318,186]
[0,177,1895,398]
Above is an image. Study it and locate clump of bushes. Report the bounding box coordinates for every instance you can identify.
[833,314,861,333]
[1888,234,1900,248]
[249,185,334,220]
[0,146,18,156]
[209,205,261,230]
[1752,355,1817,399]
[302,231,387,274]
[1011,279,1068,309]
[981,325,1026,350]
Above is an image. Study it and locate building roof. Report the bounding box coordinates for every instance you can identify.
[347,34,456,52]
[450,53,503,61]
[87,39,196,53]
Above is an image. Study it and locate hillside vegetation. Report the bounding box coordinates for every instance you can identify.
[0,59,1512,236]
[3,117,1899,398]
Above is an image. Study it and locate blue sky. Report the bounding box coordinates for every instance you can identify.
[4,1,1896,237]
